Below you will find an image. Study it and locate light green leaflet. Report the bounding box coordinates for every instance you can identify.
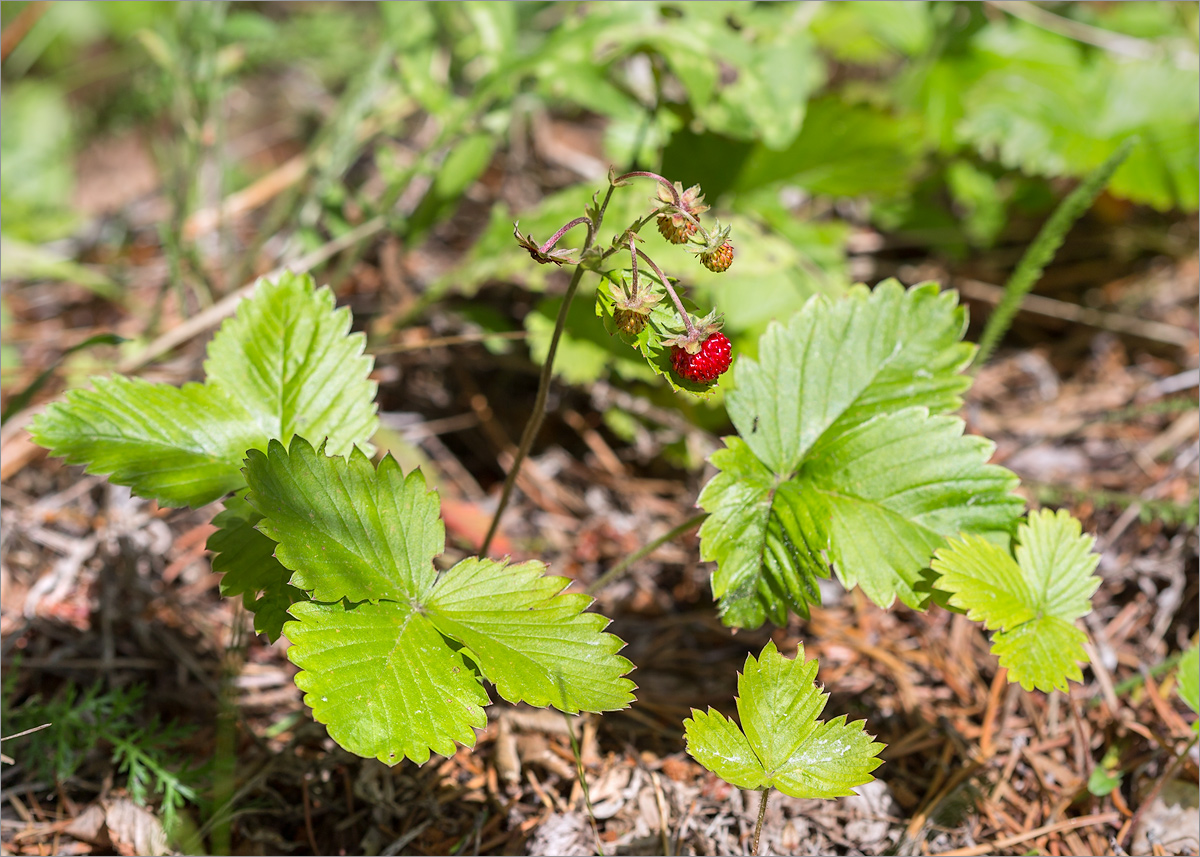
[1177,644,1199,727]
[699,281,1024,627]
[30,271,378,508]
[684,641,883,799]
[244,437,636,765]
[933,509,1102,693]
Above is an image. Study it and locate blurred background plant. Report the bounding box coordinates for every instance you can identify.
[3,1,1195,397]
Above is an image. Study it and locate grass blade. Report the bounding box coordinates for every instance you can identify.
[973,138,1136,368]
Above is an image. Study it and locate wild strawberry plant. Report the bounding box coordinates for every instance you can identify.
[697,281,1026,623]
[30,272,636,765]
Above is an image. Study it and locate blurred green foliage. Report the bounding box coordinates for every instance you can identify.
[1,0,1197,392]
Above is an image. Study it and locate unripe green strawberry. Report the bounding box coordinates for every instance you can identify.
[657,214,698,245]
[700,241,734,272]
[614,308,648,335]
[655,182,708,245]
[671,332,732,384]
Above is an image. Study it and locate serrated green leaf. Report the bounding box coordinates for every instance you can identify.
[682,708,768,791]
[244,436,443,604]
[684,641,884,799]
[726,281,973,475]
[204,271,377,458]
[247,437,636,763]
[29,377,261,507]
[207,494,305,642]
[425,557,635,713]
[30,272,379,509]
[700,282,1022,625]
[933,509,1101,693]
[991,617,1088,693]
[1176,643,1198,719]
[286,599,489,765]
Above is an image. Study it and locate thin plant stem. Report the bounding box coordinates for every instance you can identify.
[753,788,770,855]
[541,216,592,253]
[627,236,640,297]
[616,170,678,203]
[480,185,617,556]
[563,711,605,856]
[637,249,695,335]
[973,138,1134,368]
[587,512,707,595]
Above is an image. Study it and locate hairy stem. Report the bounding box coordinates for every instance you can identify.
[637,249,695,335]
[481,185,617,556]
[541,216,592,254]
[615,170,678,204]
[627,235,640,297]
[753,788,770,855]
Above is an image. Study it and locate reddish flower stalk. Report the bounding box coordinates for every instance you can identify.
[614,170,680,206]
[541,216,591,254]
[627,235,640,297]
[636,248,695,336]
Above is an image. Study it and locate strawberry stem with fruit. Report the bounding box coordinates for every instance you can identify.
[636,248,695,336]
[483,169,733,555]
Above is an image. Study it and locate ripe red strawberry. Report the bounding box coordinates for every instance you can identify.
[671,332,732,384]
[700,241,734,272]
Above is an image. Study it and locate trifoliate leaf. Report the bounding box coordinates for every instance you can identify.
[684,641,884,799]
[933,509,1101,693]
[244,436,443,604]
[1176,643,1198,722]
[30,272,379,508]
[207,493,305,642]
[29,377,261,507]
[243,437,636,764]
[425,557,636,713]
[205,271,378,458]
[286,599,489,766]
[699,282,1023,626]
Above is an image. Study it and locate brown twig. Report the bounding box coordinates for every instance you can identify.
[935,811,1121,856]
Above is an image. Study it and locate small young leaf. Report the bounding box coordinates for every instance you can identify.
[933,509,1101,693]
[684,641,884,799]
[1087,766,1122,797]
[1177,643,1199,720]
[425,557,636,713]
